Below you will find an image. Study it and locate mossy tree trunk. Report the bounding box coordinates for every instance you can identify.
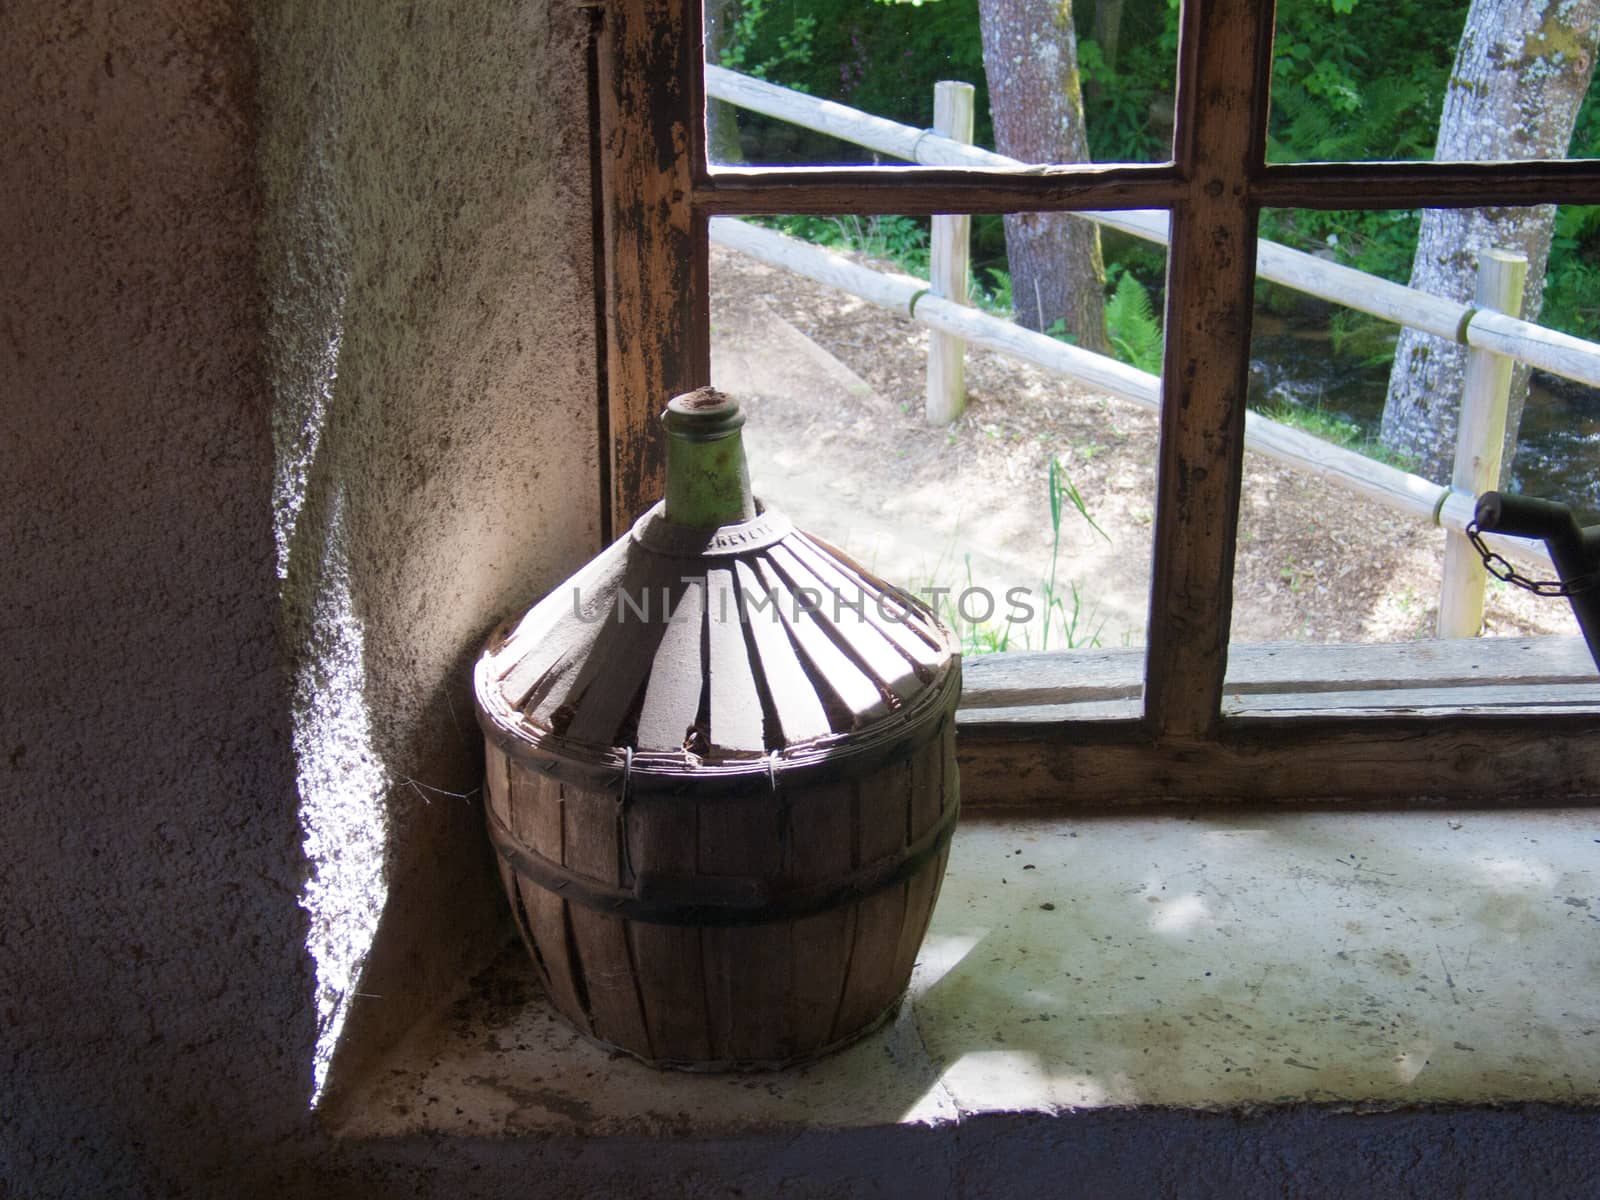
[1380,0,1600,483]
[977,0,1109,351]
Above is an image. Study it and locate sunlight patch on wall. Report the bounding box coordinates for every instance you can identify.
[270,301,345,582]
[293,487,390,1105]
[265,120,351,584]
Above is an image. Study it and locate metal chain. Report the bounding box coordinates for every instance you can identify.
[1464,521,1599,598]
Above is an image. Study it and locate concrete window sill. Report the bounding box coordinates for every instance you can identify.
[329,807,1600,1138]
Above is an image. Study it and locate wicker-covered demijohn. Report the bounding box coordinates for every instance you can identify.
[473,388,960,1069]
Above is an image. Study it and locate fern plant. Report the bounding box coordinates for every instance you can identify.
[1104,271,1164,374]
[975,266,1014,315]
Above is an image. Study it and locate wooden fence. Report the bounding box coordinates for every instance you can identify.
[705,64,1600,635]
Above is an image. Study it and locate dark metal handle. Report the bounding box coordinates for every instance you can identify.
[1474,491,1583,551]
[1474,490,1600,672]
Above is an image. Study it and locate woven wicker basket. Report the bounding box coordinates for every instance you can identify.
[474,390,960,1069]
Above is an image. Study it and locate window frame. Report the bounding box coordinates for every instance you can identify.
[595,0,1600,806]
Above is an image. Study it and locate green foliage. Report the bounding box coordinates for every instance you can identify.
[1255,2,1600,344]
[1256,0,1448,292]
[1045,268,1163,371]
[1328,308,1398,368]
[726,0,1600,360]
[1259,208,1422,286]
[1268,0,1461,163]
[719,0,992,148]
[1043,317,1077,346]
[925,555,1008,656]
[1076,0,1181,163]
[1102,269,1164,373]
[934,458,1112,655]
[721,0,819,84]
[1541,206,1600,339]
[1051,455,1111,545]
[1259,398,1419,472]
[1100,231,1168,329]
[1038,457,1108,653]
[974,266,1013,315]
[754,213,931,276]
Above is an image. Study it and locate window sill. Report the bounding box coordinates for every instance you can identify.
[958,634,1600,725]
[329,806,1600,1138]
[953,636,1600,806]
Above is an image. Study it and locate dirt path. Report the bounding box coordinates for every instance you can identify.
[709,242,1577,650]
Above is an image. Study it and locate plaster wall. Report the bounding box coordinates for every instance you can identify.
[3,0,599,1193]
[255,0,602,1100]
[1,2,311,1192]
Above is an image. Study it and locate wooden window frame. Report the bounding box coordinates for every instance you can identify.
[595,0,1600,807]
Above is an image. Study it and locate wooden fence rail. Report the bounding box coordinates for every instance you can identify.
[709,217,1549,577]
[704,64,1584,596]
[705,64,1600,389]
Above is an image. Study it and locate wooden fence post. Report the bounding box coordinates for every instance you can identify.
[925,81,974,425]
[1438,247,1528,638]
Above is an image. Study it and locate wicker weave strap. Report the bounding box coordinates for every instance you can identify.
[485,797,960,927]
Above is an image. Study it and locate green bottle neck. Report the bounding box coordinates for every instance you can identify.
[662,388,757,529]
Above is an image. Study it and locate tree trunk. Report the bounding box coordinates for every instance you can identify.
[704,0,744,164]
[1093,0,1123,72]
[978,0,1109,351]
[1380,0,1600,483]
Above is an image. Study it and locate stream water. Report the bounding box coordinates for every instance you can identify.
[1249,314,1600,527]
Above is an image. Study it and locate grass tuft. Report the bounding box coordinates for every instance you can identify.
[1259,399,1421,473]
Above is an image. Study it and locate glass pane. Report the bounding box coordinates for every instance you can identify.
[704,0,1177,168]
[1268,0,1600,164]
[709,211,1171,717]
[1228,206,1587,683]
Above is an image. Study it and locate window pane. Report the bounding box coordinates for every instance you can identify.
[1268,0,1600,164]
[709,211,1170,717]
[1227,206,1587,682]
[704,0,1176,168]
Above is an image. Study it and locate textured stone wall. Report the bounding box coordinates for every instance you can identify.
[0,2,313,1192]
[2,0,599,1193]
[256,0,601,1103]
